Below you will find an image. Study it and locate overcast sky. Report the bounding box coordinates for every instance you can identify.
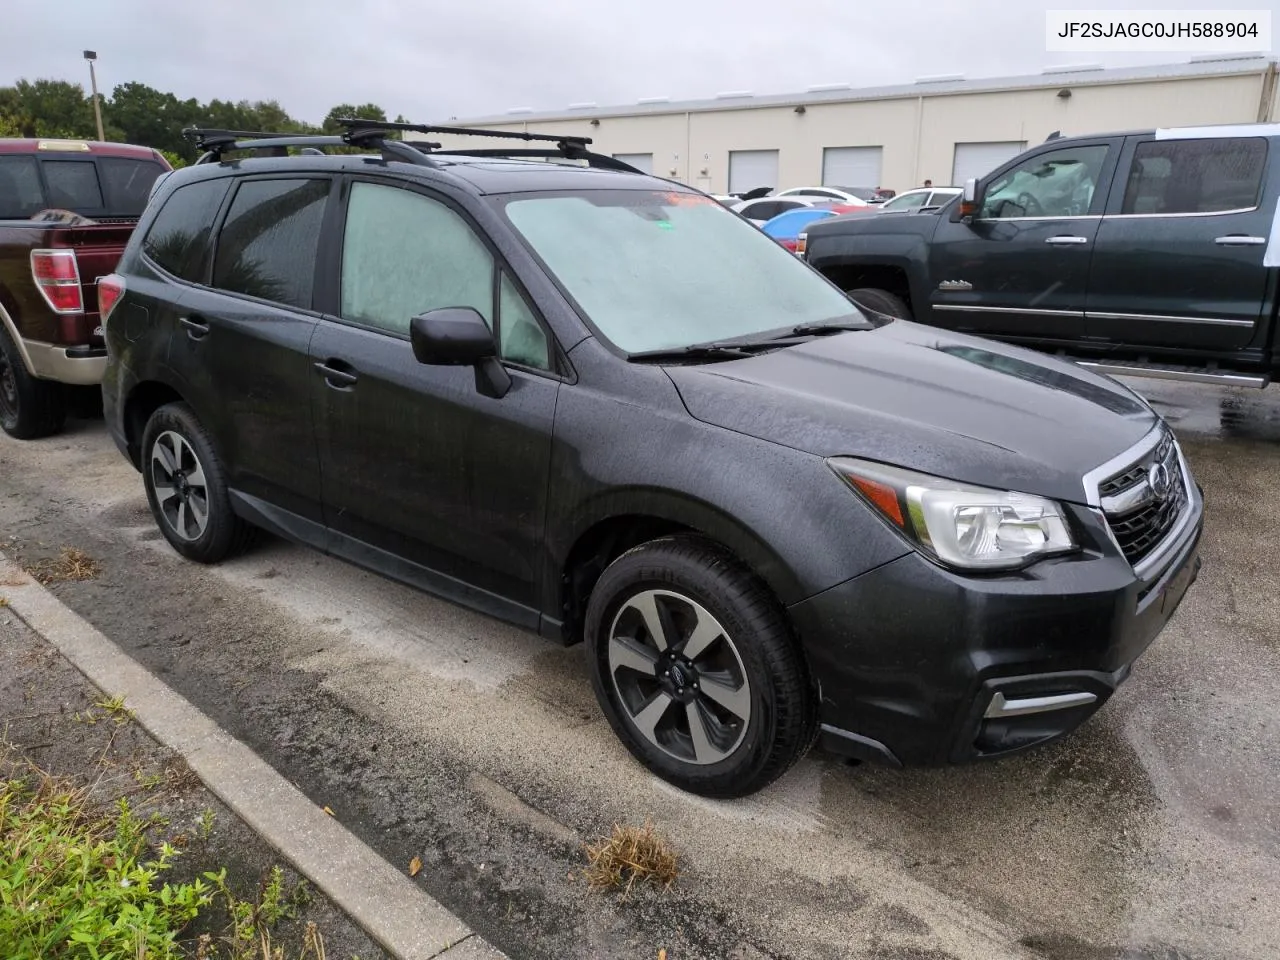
[7,0,1279,124]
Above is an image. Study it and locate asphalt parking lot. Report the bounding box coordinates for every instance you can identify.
[0,376,1277,960]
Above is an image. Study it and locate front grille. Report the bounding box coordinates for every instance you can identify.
[1099,432,1187,567]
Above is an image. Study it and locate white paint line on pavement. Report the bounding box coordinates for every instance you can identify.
[0,555,507,960]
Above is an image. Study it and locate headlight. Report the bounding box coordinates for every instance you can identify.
[828,458,1077,571]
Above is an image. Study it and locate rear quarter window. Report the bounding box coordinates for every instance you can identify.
[142,178,233,282]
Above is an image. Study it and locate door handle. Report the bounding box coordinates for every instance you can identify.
[313,361,358,388]
[1045,236,1089,245]
[1214,235,1266,246]
[179,316,210,339]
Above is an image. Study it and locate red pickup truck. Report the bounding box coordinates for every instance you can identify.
[0,138,170,439]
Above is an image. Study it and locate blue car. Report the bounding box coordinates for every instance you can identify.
[759,205,849,253]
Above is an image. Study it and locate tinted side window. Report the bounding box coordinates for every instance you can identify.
[143,178,232,282]
[981,145,1109,219]
[0,156,45,218]
[213,179,329,309]
[1122,138,1267,215]
[99,158,166,216]
[341,181,493,335]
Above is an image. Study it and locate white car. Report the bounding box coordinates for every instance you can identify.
[731,195,824,224]
[876,186,962,211]
[774,186,873,206]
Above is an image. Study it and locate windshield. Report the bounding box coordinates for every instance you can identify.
[502,190,860,353]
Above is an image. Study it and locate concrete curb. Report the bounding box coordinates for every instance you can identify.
[0,555,509,960]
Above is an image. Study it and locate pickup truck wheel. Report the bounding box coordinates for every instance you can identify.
[0,325,66,440]
[141,402,256,563]
[585,535,817,798]
[847,288,914,322]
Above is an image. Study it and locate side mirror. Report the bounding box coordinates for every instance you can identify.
[959,178,979,221]
[409,307,511,399]
[409,307,496,365]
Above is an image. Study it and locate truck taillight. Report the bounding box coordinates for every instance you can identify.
[796,233,808,257]
[98,274,126,327]
[30,249,84,314]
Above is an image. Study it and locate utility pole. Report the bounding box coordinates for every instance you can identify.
[83,50,105,141]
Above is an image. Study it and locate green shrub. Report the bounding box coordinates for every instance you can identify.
[0,774,211,959]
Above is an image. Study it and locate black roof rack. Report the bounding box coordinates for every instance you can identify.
[335,118,641,172]
[336,117,592,147]
[179,118,647,175]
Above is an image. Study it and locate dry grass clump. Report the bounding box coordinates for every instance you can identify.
[583,820,679,895]
[28,547,100,583]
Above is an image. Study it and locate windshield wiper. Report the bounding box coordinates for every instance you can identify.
[628,341,769,362]
[628,317,875,362]
[786,319,875,336]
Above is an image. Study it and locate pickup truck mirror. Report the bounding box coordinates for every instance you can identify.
[409,307,511,399]
[958,178,979,221]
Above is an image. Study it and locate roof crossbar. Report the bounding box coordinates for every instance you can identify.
[336,117,593,147]
[183,128,439,168]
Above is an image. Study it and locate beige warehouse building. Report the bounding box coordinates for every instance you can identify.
[414,55,1280,195]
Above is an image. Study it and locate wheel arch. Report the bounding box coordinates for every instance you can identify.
[122,379,188,468]
[0,299,36,375]
[551,492,809,647]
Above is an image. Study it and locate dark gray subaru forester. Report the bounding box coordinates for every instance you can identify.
[98,121,1203,798]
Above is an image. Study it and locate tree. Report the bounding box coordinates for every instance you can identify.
[322,102,387,133]
[0,79,95,138]
[104,82,201,158]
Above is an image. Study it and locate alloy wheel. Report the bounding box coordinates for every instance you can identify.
[150,430,210,541]
[607,589,751,765]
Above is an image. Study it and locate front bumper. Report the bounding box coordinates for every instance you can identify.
[791,493,1203,767]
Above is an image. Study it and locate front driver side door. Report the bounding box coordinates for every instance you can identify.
[310,177,560,625]
[927,140,1119,342]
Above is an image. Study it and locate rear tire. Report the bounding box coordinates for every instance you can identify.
[585,535,817,798]
[0,325,66,440]
[847,287,913,322]
[141,402,256,563]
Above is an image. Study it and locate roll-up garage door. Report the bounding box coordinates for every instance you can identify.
[729,150,780,194]
[613,153,653,174]
[822,147,883,189]
[951,142,1026,185]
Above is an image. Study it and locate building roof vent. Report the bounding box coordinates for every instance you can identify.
[715,90,754,99]
[914,74,964,84]
[806,82,852,92]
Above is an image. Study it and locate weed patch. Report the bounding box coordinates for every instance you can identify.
[27,547,100,584]
[583,820,679,896]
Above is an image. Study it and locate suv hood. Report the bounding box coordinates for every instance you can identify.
[665,321,1157,504]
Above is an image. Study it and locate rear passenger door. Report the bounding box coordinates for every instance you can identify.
[165,176,332,523]
[1084,135,1271,351]
[309,177,560,620]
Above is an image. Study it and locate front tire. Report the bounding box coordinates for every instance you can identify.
[0,325,66,440]
[585,535,816,798]
[141,402,256,563]
[847,287,913,322]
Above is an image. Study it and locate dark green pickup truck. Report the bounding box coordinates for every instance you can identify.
[802,124,1280,388]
